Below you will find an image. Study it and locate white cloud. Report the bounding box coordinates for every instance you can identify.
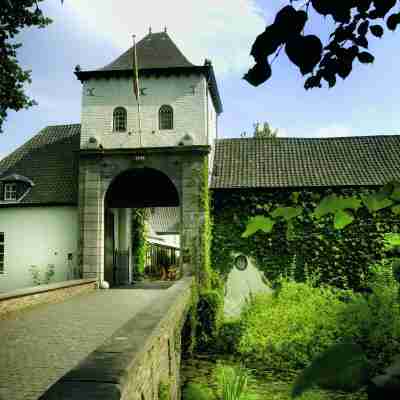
[67,0,266,76]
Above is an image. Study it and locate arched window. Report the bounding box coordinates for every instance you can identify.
[159,105,173,130]
[113,107,127,132]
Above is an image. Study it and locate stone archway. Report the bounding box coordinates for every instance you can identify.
[103,167,180,286]
[78,147,210,286]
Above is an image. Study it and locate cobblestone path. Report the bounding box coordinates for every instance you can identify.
[0,287,168,400]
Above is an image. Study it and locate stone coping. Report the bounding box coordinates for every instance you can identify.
[0,278,97,302]
[40,276,194,400]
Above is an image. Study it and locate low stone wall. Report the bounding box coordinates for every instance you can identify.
[0,279,97,318]
[40,276,194,400]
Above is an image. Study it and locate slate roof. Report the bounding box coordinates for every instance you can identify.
[75,31,223,114]
[1,125,400,206]
[149,207,180,234]
[0,124,80,205]
[211,136,400,189]
[100,32,194,70]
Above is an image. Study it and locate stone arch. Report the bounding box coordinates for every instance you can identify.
[104,167,180,208]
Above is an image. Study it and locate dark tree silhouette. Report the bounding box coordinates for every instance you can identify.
[0,0,53,133]
[244,0,400,89]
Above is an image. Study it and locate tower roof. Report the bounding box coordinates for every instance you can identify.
[100,31,194,70]
[75,31,223,114]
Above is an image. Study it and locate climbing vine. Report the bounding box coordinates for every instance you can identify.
[131,209,147,278]
[211,184,400,291]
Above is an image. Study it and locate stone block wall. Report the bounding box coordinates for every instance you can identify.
[40,277,194,400]
[0,279,97,319]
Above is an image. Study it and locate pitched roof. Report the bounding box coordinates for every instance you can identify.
[211,136,400,189]
[1,125,400,207]
[0,124,80,205]
[149,207,180,234]
[100,32,194,71]
[75,31,223,114]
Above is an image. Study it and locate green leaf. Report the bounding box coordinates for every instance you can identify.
[292,343,369,398]
[361,193,394,213]
[392,204,400,215]
[286,220,295,241]
[271,206,302,221]
[383,233,400,250]
[333,210,354,229]
[390,184,400,201]
[313,195,361,218]
[242,216,275,238]
[291,192,300,203]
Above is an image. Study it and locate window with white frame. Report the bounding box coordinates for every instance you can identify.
[0,232,4,274]
[159,105,173,130]
[4,183,17,201]
[113,107,127,132]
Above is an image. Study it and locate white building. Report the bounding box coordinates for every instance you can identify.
[0,31,222,292]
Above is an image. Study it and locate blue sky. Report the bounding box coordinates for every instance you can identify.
[1,0,400,159]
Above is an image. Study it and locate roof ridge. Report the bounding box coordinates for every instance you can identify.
[217,134,400,141]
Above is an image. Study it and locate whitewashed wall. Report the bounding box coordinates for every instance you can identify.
[80,74,210,149]
[0,206,79,293]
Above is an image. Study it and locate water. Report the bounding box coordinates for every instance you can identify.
[181,354,368,400]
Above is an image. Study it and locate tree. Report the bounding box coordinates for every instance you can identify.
[244,0,400,90]
[253,121,278,138]
[0,0,52,133]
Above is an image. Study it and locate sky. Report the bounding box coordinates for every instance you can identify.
[1,0,400,160]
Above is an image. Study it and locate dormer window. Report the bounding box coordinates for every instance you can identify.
[4,183,17,201]
[159,105,173,130]
[113,107,127,132]
[0,174,34,202]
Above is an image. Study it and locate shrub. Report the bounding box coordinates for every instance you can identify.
[336,260,400,374]
[196,289,224,352]
[216,318,243,355]
[237,279,347,371]
[182,383,215,400]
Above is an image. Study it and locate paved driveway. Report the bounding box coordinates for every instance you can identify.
[0,287,170,400]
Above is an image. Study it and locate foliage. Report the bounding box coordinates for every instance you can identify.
[244,182,400,237]
[195,289,224,351]
[182,364,257,400]
[253,122,278,138]
[291,261,400,397]
[158,381,171,400]
[183,383,215,400]
[216,318,244,354]
[29,263,55,285]
[336,261,400,373]
[0,0,53,133]
[244,1,400,89]
[236,279,347,371]
[131,209,147,277]
[199,157,212,288]
[214,364,252,400]
[212,187,399,290]
[292,343,369,397]
[182,284,200,357]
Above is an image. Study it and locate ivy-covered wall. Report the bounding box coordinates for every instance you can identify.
[131,209,147,278]
[211,187,400,290]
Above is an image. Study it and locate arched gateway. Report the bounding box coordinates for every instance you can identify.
[75,30,222,286]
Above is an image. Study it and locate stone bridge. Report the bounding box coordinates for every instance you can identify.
[0,277,193,400]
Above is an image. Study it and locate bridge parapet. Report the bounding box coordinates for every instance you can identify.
[39,276,194,400]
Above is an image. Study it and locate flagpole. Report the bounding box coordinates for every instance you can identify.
[132,34,142,147]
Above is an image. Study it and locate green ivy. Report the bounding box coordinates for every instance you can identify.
[131,209,147,277]
[211,187,400,290]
